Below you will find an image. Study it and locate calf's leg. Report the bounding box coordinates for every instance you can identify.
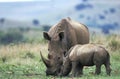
[76,65,83,76]
[104,62,111,76]
[71,61,78,77]
[95,64,101,75]
[71,62,83,77]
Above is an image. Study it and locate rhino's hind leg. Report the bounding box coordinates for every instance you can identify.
[95,64,102,75]
[71,62,83,77]
[104,62,111,76]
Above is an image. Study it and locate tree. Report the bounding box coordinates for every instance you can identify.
[0,18,5,27]
[33,19,40,26]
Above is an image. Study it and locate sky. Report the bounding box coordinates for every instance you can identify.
[0,0,48,2]
[0,0,120,25]
[0,0,80,24]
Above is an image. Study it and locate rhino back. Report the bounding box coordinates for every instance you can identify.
[69,19,89,44]
[69,44,109,66]
[69,44,96,65]
[48,18,89,49]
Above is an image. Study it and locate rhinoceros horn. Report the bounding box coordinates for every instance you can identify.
[40,51,51,67]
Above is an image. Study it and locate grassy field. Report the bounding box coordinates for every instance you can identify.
[0,32,120,79]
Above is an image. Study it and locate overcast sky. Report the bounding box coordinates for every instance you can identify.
[0,0,52,2]
[0,0,79,21]
[0,0,120,25]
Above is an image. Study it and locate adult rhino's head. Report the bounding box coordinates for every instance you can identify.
[40,52,62,76]
[42,31,67,76]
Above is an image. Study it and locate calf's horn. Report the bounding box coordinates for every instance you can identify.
[40,51,51,67]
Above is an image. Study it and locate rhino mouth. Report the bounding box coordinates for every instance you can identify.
[46,68,61,76]
[46,71,57,76]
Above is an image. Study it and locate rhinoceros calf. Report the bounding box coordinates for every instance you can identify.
[59,44,111,77]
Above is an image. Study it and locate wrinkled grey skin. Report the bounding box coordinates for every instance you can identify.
[40,52,61,76]
[59,44,112,77]
[42,17,89,76]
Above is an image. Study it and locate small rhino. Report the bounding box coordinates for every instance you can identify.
[59,44,111,77]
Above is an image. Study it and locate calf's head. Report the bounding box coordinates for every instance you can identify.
[59,54,72,76]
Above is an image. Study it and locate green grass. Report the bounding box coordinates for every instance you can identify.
[0,33,120,79]
[0,62,48,79]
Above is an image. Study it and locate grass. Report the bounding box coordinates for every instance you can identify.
[0,43,49,79]
[0,33,120,79]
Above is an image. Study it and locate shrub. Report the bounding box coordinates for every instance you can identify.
[42,25,50,31]
[108,39,120,51]
[22,52,35,59]
[108,35,120,51]
[0,30,5,41]
[0,56,7,63]
[0,30,24,44]
[18,27,30,32]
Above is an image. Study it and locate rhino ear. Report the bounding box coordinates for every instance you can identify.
[43,32,51,41]
[59,31,64,41]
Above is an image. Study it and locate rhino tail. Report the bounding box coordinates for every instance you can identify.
[105,50,111,65]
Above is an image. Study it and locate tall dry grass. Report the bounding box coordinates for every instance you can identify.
[0,34,120,65]
[0,43,48,65]
[90,33,120,51]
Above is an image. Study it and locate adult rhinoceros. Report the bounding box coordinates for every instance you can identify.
[41,17,89,76]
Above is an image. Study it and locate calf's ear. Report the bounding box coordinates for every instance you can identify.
[43,32,51,40]
[59,31,64,41]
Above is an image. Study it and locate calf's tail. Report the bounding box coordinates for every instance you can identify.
[106,50,111,65]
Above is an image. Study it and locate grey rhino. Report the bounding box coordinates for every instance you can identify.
[59,44,111,77]
[42,17,89,76]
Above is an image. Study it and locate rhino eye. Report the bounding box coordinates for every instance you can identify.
[58,57,61,60]
[48,54,53,59]
[48,49,50,51]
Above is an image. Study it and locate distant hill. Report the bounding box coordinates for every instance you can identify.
[0,18,41,28]
[0,0,120,34]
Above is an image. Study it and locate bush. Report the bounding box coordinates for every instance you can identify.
[24,52,35,59]
[0,30,24,44]
[21,51,35,59]
[18,27,30,32]
[0,56,7,63]
[0,30,5,40]
[42,25,50,31]
[108,39,120,51]
[108,35,120,51]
